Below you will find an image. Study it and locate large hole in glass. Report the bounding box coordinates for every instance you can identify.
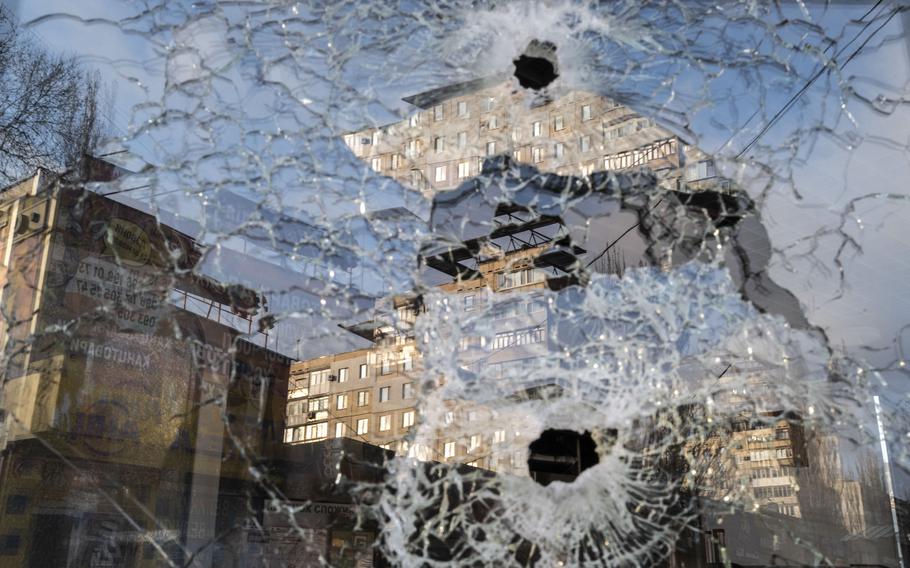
[527,429,600,486]
[513,39,559,90]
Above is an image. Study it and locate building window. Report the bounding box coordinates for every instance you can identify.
[457,161,470,179]
[457,100,468,117]
[605,151,637,171]
[457,131,467,149]
[464,294,475,311]
[304,422,328,440]
[344,134,355,149]
[487,115,498,129]
[335,422,345,438]
[357,390,370,406]
[338,368,349,383]
[511,127,521,142]
[493,326,546,349]
[409,114,420,127]
[403,353,413,371]
[356,418,369,435]
[554,115,564,131]
[444,441,456,459]
[381,353,393,375]
[579,135,591,153]
[309,369,330,386]
[379,386,391,403]
[433,136,444,153]
[402,382,414,399]
[582,104,592,121]
[469,434,481,452]
[554,142,564,158]
[483,97,494,112]
[433,104,444,121]
[371,131,380,146]
[532,121,542,137]
[402,410,415,428]
[406,139,420,158]
[485,141,496,156]
[445,411,455,425]
[686,159,716,181]
[359,363,368,379]
[409,169,423,188]
[512,149,521,161]
[371,157,382,172]
[379,414,392,431]
[309,397,329,412]
[493,430,506,444]
[391,154,401,169]
[434,165,447,183]
[336,394,348,410]
[532,147,543,163]
[498,267,545,289]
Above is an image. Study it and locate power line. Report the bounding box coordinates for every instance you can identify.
[585,198,664,269]
[715,0,887,155]
[735,3,904,160]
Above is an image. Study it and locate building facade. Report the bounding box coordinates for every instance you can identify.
[343,77,719,197]
[0,169,292,566]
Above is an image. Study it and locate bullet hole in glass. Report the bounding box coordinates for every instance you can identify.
[527,429,600,486]
[513,39,559,90]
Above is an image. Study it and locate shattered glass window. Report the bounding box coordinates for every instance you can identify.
[1,1,910,566]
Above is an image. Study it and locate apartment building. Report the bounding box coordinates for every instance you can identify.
[291,78,731,475]
[284,243,555,474]
[285,343,419,446]
[343,76,720,196]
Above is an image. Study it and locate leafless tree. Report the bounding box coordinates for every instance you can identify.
[0,6,108,185]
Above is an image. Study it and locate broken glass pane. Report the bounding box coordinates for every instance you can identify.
[0,1,908,566]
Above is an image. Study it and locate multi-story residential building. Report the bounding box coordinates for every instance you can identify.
[293,78,721,463]
[284,241,556,476]
[285,343,420,449]
[292,77,725,472]
[343,76,721,197]
[0,166,292,566]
